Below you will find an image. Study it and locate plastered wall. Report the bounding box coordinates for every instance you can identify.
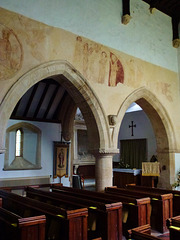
[0,3,179,187]
[0,0,178,72]
[0,120,70,185]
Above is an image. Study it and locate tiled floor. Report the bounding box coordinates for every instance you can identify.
[155,232,169,240]
[151,230,169,239]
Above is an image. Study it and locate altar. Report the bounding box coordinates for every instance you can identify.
[113,168,141,187]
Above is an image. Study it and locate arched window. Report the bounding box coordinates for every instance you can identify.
[4,122,41,170]
[15,128,23,157]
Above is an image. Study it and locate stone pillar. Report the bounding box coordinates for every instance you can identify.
[157,151,172,189]
[95,152,114,192]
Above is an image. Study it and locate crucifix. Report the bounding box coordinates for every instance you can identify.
[129,121,136,136]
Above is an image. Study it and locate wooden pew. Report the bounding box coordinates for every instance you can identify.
[0,189,88,240]
[167,215,180,240]
[26,186,123,240]
[0,183,62,196]
[105,186,173,233]
[49,185,150,233]
[126,184,180,216]
[128,224,163,240]
[0,207,46,240]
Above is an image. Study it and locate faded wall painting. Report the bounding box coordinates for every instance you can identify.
[73,36,124,87]
[157,82,173,102]
[0,24,23,81]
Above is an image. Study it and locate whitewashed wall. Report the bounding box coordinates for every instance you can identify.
[113,110,157,162]
[0,120,70,186]
[0,0,178,72]
[175,153,180,180]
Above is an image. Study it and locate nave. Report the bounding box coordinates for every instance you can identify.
[0,183,179,240]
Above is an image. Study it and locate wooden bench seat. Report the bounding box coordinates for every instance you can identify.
[0,189,88,240]
[167,215,180,240]
[128,224,165,240]
[0,206,46,240]
[129,216,180,240]
[126,184,180,216]
[50,185,150,234]
[105,186,173,233]
[26,186,123,240]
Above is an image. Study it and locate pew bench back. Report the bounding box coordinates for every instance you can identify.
[26,187,123,240]
[0,206,46,240]
[0,190,88,240]
[126,184,180,216]
[50,185,150,231]
[105,186,173,233]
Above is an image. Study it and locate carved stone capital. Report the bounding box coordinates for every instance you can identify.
[172,39,180,48]
[122,14,132,25]
[62,131,71,142]
[90,148,119,158]
[108,115,117,126]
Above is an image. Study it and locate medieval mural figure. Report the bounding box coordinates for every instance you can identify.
[73,36,83,70]
[108,52,124,87]
[98,51,108,84]
[74,36,124,87]
[0,24,23,81]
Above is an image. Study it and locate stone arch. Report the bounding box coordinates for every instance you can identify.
[0,60,111,154]
[114,87,177,188]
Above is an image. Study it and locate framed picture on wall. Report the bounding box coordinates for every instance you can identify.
[53,142,69,178]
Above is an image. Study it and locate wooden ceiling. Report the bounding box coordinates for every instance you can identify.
[10,79,76,123]
[142,0,180,18]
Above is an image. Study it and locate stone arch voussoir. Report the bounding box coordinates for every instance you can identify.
[0,60,111,153]
[114,87,176,150]
[113,87,176,188]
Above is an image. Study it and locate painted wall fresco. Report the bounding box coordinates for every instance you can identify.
[18,16,48,62]
[0,6,177,111]
[0,23,23,80]
[73,36,124,87]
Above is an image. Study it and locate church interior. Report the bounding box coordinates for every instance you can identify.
[0,0,180,239]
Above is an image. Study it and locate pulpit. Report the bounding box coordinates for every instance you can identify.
[113,168,141,187]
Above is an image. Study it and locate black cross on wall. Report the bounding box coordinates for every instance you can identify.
[129,121,136,136]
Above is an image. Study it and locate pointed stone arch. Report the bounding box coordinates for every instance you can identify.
[114,87,177,188]
[0,60,111,154]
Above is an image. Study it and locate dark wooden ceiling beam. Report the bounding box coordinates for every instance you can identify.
[122,0,130,16]
[52,91,68,121]
[33,82,50,118]
[59,94,73,125]
[149,0,159,8]
[11,99,21,118]
[122,0,180,48]
[43,85,60,119]
[172,17,180,48]
[122,0,132,24]
[22,84,39,117]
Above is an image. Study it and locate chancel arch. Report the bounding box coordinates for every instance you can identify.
[0,60,114,191]
[114,87,177,188]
